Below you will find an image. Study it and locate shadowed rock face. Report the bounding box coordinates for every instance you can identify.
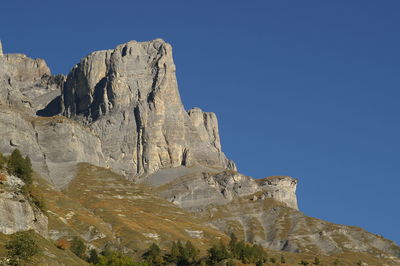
[1,40,235,185]
[39,39,235,179]
[0,40,400,263]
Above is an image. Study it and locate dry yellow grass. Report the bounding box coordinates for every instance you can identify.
[26,164,398,265]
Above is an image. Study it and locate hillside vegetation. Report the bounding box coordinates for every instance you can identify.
[0,161,396,265]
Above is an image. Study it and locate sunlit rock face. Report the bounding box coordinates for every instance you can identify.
[146,167,298,211]
[0,39,234,185]
[39,39,235,180]
[0,45,63,112]
[256,176,298,210]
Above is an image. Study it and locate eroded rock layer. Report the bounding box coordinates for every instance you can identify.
[39,39,235,180]
[0,40,235,185]
[1,40,399,263]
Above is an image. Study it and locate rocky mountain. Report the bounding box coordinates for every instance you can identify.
[39,39,235,181]
[0,39,399,265]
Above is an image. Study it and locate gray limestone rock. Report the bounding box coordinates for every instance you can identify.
[40,39,235,180]
[201,200,400,259]
[1,40,399,262]
[0,173,48,237]
[256,176,298,209]
[0,48,63,113]
[0,106,105,187]
[0,39,235,187]
[32,117,105,188]
[149,167,298,211]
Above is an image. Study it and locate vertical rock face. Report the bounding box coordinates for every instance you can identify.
[256,176,298,209]
[0,173,48,237]
[0,46,103,186]
[41,39,235,179]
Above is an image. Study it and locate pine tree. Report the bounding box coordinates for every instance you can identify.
[8,149,32,184]
[207,240,230,264]
[88,249,100,264]
[143,243,163,265]
[185,240,199,263]
[168,241,180,263]
[6,231,39,263]
[70,237,86,259]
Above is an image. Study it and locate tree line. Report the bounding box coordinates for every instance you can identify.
[60,233,273,265]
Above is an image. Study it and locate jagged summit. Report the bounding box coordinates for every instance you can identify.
[38,39,235,180]
[1,39,235,185]
[1,40,399,264]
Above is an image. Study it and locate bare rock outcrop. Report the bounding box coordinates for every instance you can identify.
[0,44,63,112]
[0,173,48,237]
[256,176,298,209]
[0,40,399,262]
[200,197,400,259]
[40,39,235,180]
[0,107,105,187]
[0,40,235,186]
[147,167,298,211]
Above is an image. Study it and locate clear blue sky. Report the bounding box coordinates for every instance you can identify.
[1,1,399,244]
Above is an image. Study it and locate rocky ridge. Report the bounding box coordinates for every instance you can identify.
[0,39,399,263]
[146,168,298,211]
[39,39,236,180]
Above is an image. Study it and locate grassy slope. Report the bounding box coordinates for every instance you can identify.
[0,232,87,266]
[31,163,228,255]
[26,163,398,265]
[196,193,399,265]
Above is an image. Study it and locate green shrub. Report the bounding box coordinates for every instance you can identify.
[207,240,230,264]
[227,259,236,266]
[6,230,39,264]
[70,236,86,259]
[226,233,267,264]
[142,243,163,265]
[8,149,32,184]
[167,241,180,263]
[98,251,144,266]
[299,260,310,265]
[87,249,100,264]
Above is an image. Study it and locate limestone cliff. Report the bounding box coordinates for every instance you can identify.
[146,168,298,211]
[39,39,235,180]
[0,46,63,112]
[1,40,399,263]
[0,40,235,186]
[0,173,48,237]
